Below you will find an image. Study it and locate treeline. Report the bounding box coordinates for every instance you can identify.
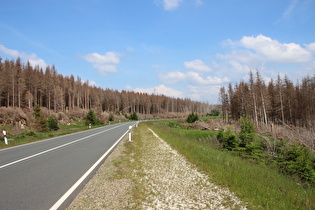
[0,57,211,115]
[219,70,315,131]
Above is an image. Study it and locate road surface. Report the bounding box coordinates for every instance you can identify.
[0,122,136,210]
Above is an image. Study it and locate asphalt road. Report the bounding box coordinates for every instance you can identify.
[0,122,136,210]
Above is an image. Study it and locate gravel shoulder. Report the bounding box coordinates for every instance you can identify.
[68,124,247,209]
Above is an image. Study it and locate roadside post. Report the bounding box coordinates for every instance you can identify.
[129,125,132,142]
[3,130,8,145]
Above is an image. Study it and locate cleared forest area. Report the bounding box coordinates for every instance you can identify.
[219,70,315,149]
[0,57,214,136]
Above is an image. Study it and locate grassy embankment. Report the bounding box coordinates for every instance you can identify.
[146,120,315,210]
[0,121,120,149]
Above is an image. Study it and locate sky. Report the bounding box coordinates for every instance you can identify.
[1,0,315,103]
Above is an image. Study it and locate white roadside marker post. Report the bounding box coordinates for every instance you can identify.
[3,130,8,145]
[129,125,132,142]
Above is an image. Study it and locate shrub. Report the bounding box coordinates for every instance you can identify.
[187,112,199,123]
[109,113,114,122]
[33,105,47,132]
[278,145,315,183]
[26,131,36,136]
[47,116,59,131]
[129,112,138,120]
[208,109,220,116]
[33,104,41,119]
[217,127,239,151]
[85,109,100,126]
[239,117,256,147]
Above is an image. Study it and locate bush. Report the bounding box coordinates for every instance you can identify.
[26,131,36,136]
[33,105,47,132]
[47,116,59,131]
[109,113,114,122]
[208,109,220,116]
[33,104,41,119]
[85,109,100,126]
[217,127,239,151]
[239,117,256,147]
[278,145,315,183]
[187,112,199,123]
[129,112,138,120]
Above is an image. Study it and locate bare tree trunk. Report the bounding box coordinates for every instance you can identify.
[278,76,285,124]
[249,71,258,126]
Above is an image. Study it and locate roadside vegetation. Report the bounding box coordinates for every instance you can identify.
[147,118,315,209]
[0,106,128,149]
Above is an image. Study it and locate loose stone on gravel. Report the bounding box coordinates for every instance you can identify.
[68,125,247,209]
[67,137,134,210]
[136,128,246,209]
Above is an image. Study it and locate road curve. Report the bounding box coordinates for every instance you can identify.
[0,122,136,210]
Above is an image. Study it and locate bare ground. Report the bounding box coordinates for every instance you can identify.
[68,124,247,209]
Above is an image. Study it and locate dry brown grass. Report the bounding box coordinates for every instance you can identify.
[0,107,29,125]
[201,119,315,151]
[257,123,315,150]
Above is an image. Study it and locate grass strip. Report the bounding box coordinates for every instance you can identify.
[0,122,109,149]
[147,121,315,210]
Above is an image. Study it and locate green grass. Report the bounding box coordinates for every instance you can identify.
[122,124,148,208]
[0,121,100,149]
[0,119,136,149]
[147,121,315,210]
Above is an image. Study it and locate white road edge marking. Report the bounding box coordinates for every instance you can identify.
[0,124,125,170]
[148,128,164,141]
[50,125,133,210]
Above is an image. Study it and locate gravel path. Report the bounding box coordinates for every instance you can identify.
[68,125,247,209]
[67,135,134,209]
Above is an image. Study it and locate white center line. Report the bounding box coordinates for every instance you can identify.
[0,124,124,170]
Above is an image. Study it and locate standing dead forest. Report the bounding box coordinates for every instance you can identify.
[219,70,315,131]
[0,57,212,130]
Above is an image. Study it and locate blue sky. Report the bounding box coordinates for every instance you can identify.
[1,0,315,103]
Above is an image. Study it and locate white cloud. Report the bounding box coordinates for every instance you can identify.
[187,72,229,85]
[155,0,203,10]
[82,52,121,64]
[184,59,211,72]
[216,34,315,82]
[160,70,229,86]
[82,51,122,75]
[228,60,251,74]
[125,85,133,90]
[239,34,312,63]
[155,0,183,10]
[0,44,19,57]
[159,71,186,83]
[93,64,118,75]
[163,0,183,10]
[0,44,47,68]
[306,43,315,52]
[187,85,221,102]
[25,53,47,69]
[88,80,98,87]
[217,50,263,66]
[134,84,183,98]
